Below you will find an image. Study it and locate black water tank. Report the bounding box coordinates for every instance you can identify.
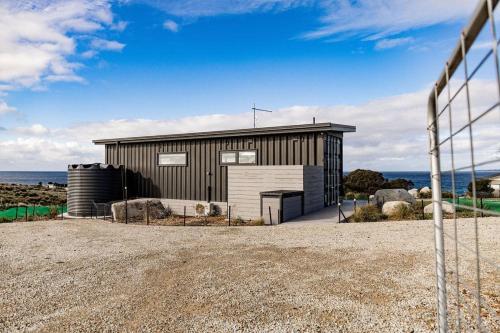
[67,163,123,217]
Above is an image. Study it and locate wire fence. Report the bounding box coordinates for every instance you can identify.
[427,0,500,331]
[0,203,67,222]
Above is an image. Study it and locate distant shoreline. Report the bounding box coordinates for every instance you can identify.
[1,170,498,194]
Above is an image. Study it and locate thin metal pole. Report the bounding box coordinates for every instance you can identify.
[268,206,272,225]
[183,206,186,226]
[338,203,341,223]
[422,200,425,220]
[430,85,448,333]
[461,32,482,330]
[125,199,128,224]
[445,62,462,332]
[228,206,231,226]
[25,206,28,222]
[15,205,18,220]
[146,201,150,225]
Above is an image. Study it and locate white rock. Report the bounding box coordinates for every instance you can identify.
[382,201,411,216]
[424,201,455,214]
[408,189,419,198]
[419,186,431,194]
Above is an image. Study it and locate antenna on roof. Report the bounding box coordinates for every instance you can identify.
[252,103,273,128]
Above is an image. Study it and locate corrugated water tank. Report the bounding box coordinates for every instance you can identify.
[67,163,123,217]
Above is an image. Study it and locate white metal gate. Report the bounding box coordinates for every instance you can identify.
[428,0,500,332]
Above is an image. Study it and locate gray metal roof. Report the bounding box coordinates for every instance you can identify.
[93,122,356,145]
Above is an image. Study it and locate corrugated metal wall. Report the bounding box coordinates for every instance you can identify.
[104,132,342,203]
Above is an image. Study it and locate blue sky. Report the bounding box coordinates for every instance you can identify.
[2,0,497,171]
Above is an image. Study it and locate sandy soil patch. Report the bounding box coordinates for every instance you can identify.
[0,218,498,332]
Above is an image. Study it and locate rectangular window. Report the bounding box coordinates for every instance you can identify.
[238,150,256,164]
[220,151,237,164]
[158,152,187,166]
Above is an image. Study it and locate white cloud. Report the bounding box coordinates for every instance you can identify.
[375,37,414,50]
[3,80,499,171]
[163,20,179,32]
[132,0,475,43]
[302,0,476,41]
[134,0,307,17]
[0,0,123,92]
[0,100,16,115]
[14,124,50,135]
[90,38,126,52]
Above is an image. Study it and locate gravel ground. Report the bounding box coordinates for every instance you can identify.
[0,218,498,332]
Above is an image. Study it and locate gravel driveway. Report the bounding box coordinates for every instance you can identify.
[0,218,498,332]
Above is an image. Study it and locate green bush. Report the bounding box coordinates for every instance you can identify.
[350,205,386,222]
[383,178,414,190]
[345,192,369,200]
[344,169,385,195]
[468,178,494,198]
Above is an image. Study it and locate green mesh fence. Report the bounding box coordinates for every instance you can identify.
[0,205,67,221]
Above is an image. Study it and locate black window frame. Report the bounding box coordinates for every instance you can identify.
[157,152,188,167]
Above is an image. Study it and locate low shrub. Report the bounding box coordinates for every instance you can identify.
[419,191,432,199]
[233,216,245,225]
[253,217,265,226]
[345,192,369,200]
[388,203,416,220]
[350,205,386,222]
[49,205,59,218]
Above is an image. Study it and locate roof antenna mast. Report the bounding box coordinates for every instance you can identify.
[252,103,273,128]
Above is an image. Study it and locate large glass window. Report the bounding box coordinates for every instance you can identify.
[238,151,256,164]
[158,152,187,166]
[221,151,237,164]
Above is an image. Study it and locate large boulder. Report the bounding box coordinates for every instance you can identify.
[374,189,416,206]
[424,201,455,214]
[408,189,419,198]
[111,199,170,222]
[382,201,411,216]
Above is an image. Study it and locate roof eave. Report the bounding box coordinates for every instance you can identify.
[93,122,356,145]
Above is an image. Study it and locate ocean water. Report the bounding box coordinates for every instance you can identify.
[0,170,497,194]
[0,171,68,185]
[379,171,499,194]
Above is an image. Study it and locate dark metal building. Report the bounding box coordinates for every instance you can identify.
[93,123,355,207]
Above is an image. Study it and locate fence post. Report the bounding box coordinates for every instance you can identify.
[228,206,231,226]
[25,206,28,222]
[268,206,272,225]
[338,203,341,223]
[61,204,64,220]
[183,206,186,226]
[480,197,484,217]
[146,201,150,225]
[15,205,18,220]
[90,204,93,220]
[32,204,36,221]
[422,200,425,219]
[429,85,448,333]
[125,199,128,224]
[278,209,281,224]
[353,198,357,212]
